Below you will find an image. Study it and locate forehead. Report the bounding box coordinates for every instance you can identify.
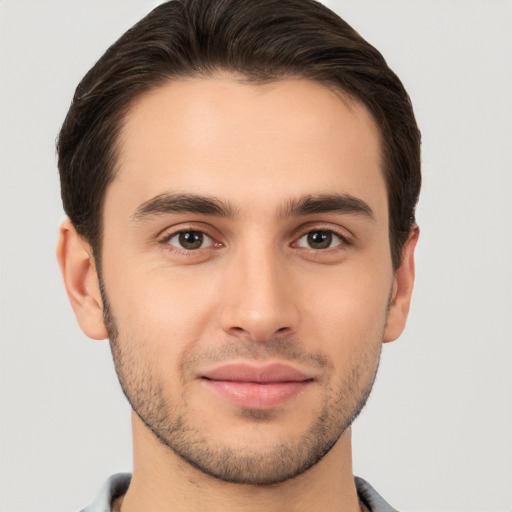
[108,76,386,220]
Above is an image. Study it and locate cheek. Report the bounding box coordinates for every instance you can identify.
[300,265,392,354]
[103,258,222,361]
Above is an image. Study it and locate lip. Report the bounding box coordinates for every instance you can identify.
[200,363,314,409]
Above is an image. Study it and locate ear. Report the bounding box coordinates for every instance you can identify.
[56,218,108,340]
[383,226,419,343]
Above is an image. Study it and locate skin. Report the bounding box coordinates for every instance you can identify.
[58,76,418,512]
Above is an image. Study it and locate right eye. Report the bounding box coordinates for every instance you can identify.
[165,230,214,251]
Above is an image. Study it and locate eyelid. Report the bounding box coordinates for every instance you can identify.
[157,221,219,239]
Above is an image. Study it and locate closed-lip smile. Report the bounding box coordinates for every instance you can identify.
[200,363,314,409]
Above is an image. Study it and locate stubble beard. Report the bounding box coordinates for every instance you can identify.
[101,287,382,485]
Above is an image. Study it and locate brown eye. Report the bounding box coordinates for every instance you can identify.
[297,230,343,250]
[167,230,212,250]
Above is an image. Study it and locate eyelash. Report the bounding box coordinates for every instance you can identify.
[158,225,352,254]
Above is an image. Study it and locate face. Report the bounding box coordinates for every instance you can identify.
[98,76,398,484]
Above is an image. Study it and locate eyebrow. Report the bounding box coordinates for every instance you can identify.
[280,193,374,220]
[131,192,374,223]
[131,193,238,222]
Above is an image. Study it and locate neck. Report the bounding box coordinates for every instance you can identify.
[119,413,362,512]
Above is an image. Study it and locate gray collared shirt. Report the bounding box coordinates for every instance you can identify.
[80,473,399,512]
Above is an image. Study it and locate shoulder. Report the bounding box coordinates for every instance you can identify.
[79,473,131,512]
[355,476,400,512]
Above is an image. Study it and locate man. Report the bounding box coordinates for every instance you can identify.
[56,0,420,510]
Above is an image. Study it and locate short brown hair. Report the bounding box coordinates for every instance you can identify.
[57,0,421,269]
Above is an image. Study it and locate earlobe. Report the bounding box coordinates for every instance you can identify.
[56,219,108,340]
[383,226,419,343]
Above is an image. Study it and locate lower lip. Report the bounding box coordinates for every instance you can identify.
[202,379,311,409]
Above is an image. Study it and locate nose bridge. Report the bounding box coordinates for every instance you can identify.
[220,236,298,341]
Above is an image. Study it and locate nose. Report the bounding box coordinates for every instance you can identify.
[219,245,300,343]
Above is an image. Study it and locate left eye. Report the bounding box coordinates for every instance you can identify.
[296,230,344,250]
[166,230,213,250]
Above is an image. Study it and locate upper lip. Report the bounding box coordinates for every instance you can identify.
[201,363,312,383]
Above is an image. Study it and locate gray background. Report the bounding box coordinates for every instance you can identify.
[1,1,511,511]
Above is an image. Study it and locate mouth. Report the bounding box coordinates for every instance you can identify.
[200,363,314,409]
